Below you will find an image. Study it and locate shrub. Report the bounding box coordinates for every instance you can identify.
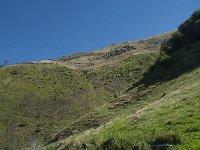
[191,9,200,20]
[160,32,184,53]
[160,39,172,52]
[178,9,200,41]
[160,56,174,69]
[161,9,200,53]
[170,32,184,49]
[194,19,200,39]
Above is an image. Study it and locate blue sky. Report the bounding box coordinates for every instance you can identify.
[0,0,199,65]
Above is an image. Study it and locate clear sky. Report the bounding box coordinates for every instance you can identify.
[0,0,199,65]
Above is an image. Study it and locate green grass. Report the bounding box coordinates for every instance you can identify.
[46,41,200,150]
[0,51,158,149]
[87,52,159,94]
[0,64,112,149]
[1,32,200,149]
[91,79,200,150]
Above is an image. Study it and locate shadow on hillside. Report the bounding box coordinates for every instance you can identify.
[127,41,200,90]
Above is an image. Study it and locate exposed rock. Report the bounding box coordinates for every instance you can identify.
[102,45,137,59]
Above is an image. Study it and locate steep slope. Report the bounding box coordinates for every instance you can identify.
[45,37,200,150]
[44,10,200,150]
[0,33,171,149]
[1,10,199,150]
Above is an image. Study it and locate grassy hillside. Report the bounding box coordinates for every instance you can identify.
[1,9,199,150]
[45,39,200,150]
[0,64,114,149]
[44,10,200,150]
[0,34,165,149]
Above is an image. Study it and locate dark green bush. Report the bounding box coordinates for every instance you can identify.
[178,9,200,41]
[160,56,174,69]
[160,32,184,54]
[192,9,200,19]
[170,32,184,49]
[194,19,200,38]
[161,9,200,53]
[160,40,172,52]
